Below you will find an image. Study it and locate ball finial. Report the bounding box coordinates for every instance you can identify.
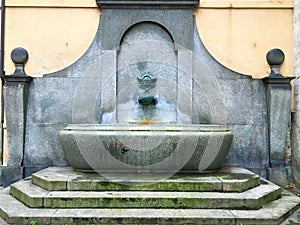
[11,47,28,65]
[266,48,285,66]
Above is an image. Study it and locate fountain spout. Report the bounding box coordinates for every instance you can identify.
[138,96,157,105]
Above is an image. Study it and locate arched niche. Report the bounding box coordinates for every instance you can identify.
[116,22,179,123]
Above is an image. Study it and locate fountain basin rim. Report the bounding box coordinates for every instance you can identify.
[62,124,230,132]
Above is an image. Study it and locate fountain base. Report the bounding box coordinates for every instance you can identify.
[0,167,299,224]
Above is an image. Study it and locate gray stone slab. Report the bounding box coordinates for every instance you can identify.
[24,123,68,168]
[225,124,269,176]
[0,193,56,225]
[44,186,281,209]
[0,187,9,195]
[0,166,23,188]
[268,167,290,187]
[12,176,279,209]
[31,167,260,193]
[67,173,224,192]
[3,84,27,166]
[10,179,50,208]
[99,9,194,50]
[51,208,236,225]
[27,77,80,124]
[218,166,259,174]
[0,189,298,225]
[267,84,292,165]
[251,80,268,125]
[281,207,300,225]
[32,167,77,191]
[0,216,8,225]
[232,190,300,225]
[215,170,260,192]
[43,190,244,209]
[242,180,282,209]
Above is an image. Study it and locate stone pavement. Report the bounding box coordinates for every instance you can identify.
[0,187,8,225]
[281,208,300,225]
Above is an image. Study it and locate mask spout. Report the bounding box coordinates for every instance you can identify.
[138,96,157,106]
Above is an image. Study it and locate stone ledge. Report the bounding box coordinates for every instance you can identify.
[96,0,199,9]
[31,167,260,192]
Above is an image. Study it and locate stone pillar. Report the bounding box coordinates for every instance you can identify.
[0,47,32,187]
[292,0,300,185]
[263,49,294,186]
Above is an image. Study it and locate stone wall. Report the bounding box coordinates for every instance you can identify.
[20,20,270,179]
[292,0,300,184]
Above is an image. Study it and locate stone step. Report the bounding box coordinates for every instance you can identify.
[0,190,299,225]
[31,167,260,192]
[10,178,281,210]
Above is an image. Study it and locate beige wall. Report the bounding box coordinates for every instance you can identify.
[195,6,293,78]
[4,5,100,76]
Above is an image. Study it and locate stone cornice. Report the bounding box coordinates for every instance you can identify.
[96,0,199,9]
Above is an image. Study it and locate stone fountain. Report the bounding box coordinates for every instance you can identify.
[0,0,299,224]
[57,1,233,177]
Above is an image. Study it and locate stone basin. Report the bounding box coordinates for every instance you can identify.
[59,124,233,173]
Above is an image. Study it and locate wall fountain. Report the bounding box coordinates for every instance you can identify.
[58,5,233,176]
[0,0,299,224]
[1,0,273,184]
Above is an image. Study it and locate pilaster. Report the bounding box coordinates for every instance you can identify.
[263,48,294,186]
[0,47,32,187]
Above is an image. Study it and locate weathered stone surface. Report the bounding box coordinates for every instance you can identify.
[292,111,300,184]
[60,124,233,172]
[24,123,68,168]
[31,167,260,193]
[192,25,269,176]
[67,174,224,192]
[3,84,26,167]
[11,174,280,210]
[233,190,300,225]
[225,124,269,177]
[281,207,300,225]
[32,167,71,191]
[10,179,49,208]
[267,167,290,187]
[99,9,194,50]
[264,76,293,185]
[216,173,260,193]
[0,215,8,225]
[267,83,292,165]
[0,194,55,225]
[0,168,298,224]
[51,208,236,225]
[0,189,298,225]
[0,166,23,188]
